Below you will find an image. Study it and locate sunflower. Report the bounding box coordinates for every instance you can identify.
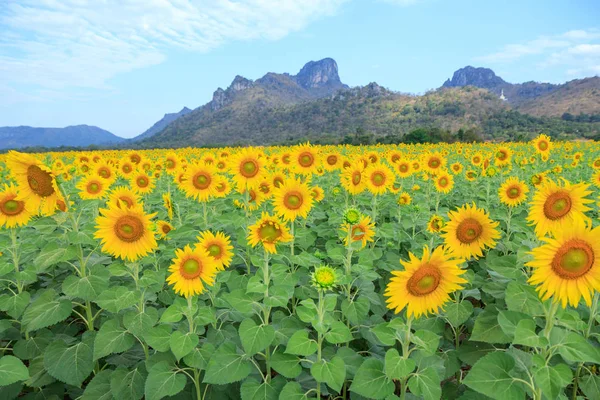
[197,230,234,270]
[247,212,293,254]
[229,148,264,189]
[341,215,375,248]
[592,158,600,170]
[93,162,116,183]
[311,186,325,202]
[272,178,314,222]
[494,146,512,167]
[108,186,140,209]
[240,187,266,211]
[164,152,179,174]
[450,162,463,175]
[156,220,174,239]
[181,163,217,202]
[427,215,445,234]
[527,179,592,238]
[395,159,413,178]
[119,161,135,178]
[532,134,552,155]
[442,203,500,259]
[323,152,342,171]
[527,220,600,308]
[384,246,467,318]
[213,175,232,198]
[434,171,454,194]
[341,164,366,195]
[131,171,155,195]
[364,163,394,195]
[311,265,339,291]
[95,204,157,261]
[163,192,174,220]
[292,143,319,175]
[397,192,412,206]
[6,151,64,216]
[166,245,218,298]
[422,152,446,175]
[470,153,483,167]
[0,184,33,228]
[77,176,109,200]
[465,170,477,181]
[498,177,529,207]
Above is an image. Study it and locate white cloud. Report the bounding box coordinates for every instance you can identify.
[0,0,347,94]
[475,29,600,79]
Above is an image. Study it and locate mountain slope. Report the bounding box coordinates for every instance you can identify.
[0,125,124,150]
[517,77,600,117]
[133,107,192,141]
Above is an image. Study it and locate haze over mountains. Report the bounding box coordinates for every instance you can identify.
[1,58,599,150]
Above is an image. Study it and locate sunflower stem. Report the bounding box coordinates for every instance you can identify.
[572,293,599,399]
[202,201,208,226]
[316,289,324,398]
[542,301,559,341]
[9,228,22,293]
[263,250,272,382]
[400,316,413,400]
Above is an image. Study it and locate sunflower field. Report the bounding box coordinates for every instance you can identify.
[1,135,600,400]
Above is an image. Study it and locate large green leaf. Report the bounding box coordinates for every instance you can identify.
[550,328,600,364]
[62,265,110,301]
[444,300,473,327]
[94,319,135,360]
[22,289,72,333]
[310,356,345,392]
[505,282,544,316]
[513,319,548,348]
[270,351,302,379]
[350,358,395,399]
[0,356,29,386]
[111,365,146,400]
[143,324,171,352]
[384,348,415,380]
[285,330,317,356]
[463,351,526,400]
[239,318,275,356]
[203,342,252,385]
[81,370,112,400]
[324,321,353,344]
[169,330,199,361]
[533,364,572,400]
[470,310,511,344]
[408,367,441,400]
[0,292,30,319]
[95,286,137,313]
[124,307,159,337]
[240,376,286,400]
[43,334,94,387]
[144,361,186,400]
[580,375,600,400]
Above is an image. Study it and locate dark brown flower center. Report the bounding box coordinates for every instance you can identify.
[114,215,144,243]
[406,264,441,296]
[551,239,594,279]
[1,197,25,216]
[543,191,572,220]
[456,217,483,244]
[283,191,303,210]
[27,165,55,197]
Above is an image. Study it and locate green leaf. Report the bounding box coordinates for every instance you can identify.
[169,330,199,361]
[158,304,183,323]
[285,330,317,356]
[350,358,395,399]
[533,364,572,400]
[444,300,473,327]
[239,319,275,356]
[497,311,531,337]
[183,343,214,369]
[43,334,94,387]
[62,265,110,301]
[371,323,396,346]
[325,321,353,344]
[550,328,600,364]
[143,324,172,352]
[0,356,29,386]
[341,297,370,325]
[311,356,345,392]
[580,375,600,400]
[513,319,548,348]
[124,308,158,337]
[203,343,252,385]
[505,281,544,316]
[94,319,135,360]
[33,243,76,272]
[110,365,146,400]
[0,292,30,319]
[224,289,260,314]
[240,376,286,400]
[270,352,302,379]
[144,361,186,400]
[95,286,137,313]
[22,290,72,333]
[470,310,512,344]
[411,330,440,355]
[12,336,50,360]
[408,367,441,400]
[81,370,112,400]
[463,351,526,400]
[279,381,310,400]
[384,349,415,380]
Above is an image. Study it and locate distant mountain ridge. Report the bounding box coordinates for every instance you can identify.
[0,125,124,150]
[133,107,192,141]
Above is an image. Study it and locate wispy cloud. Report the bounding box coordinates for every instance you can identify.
[0,0,347,97]
[476,29,600,79]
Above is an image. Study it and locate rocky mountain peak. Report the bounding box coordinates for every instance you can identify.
[228,75,254,92]
[442,66,506,89]
[294,58,343,89]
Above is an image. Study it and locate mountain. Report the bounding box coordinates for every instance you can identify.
[442,66,560,105]
[133,107,192,141]
[0,125,124,150]
[517,77,600,117]
[136,60,600,147]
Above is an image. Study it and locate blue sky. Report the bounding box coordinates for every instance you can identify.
[1,0,599,138]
